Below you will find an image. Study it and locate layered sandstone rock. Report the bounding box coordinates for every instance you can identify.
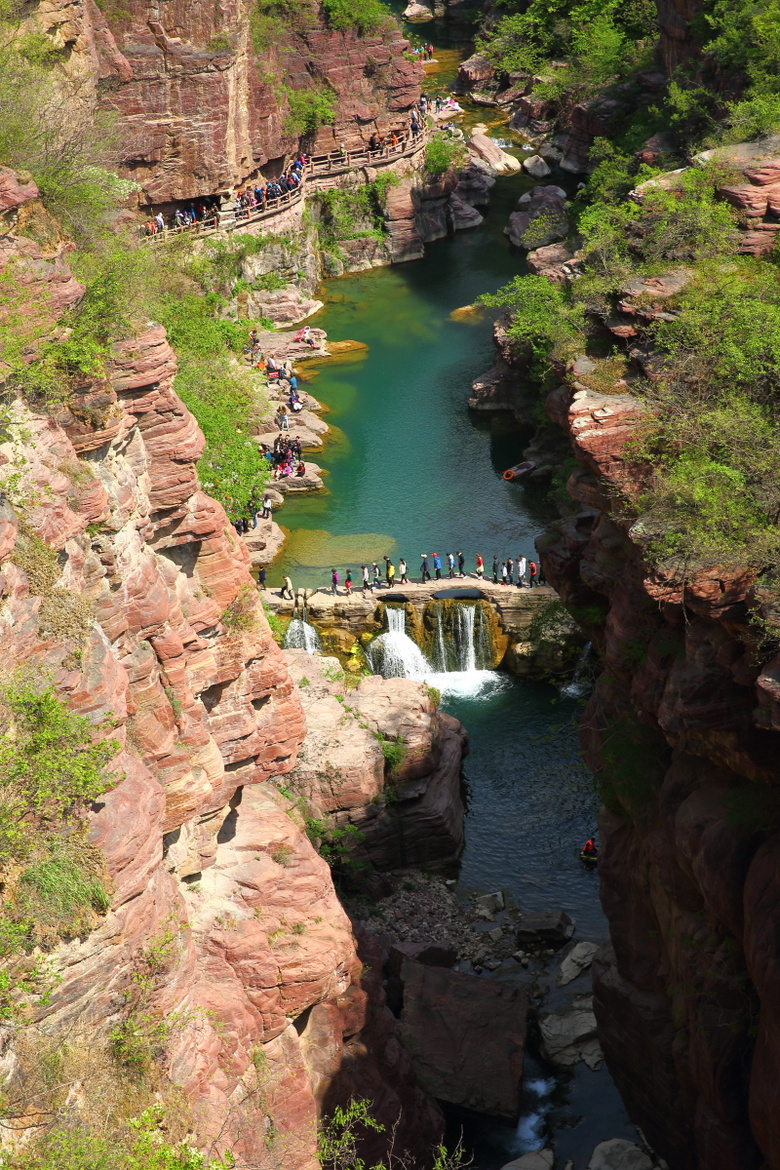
[22,0,422,206]
[0,178,439,1165]
[282,650,468,870]
[536,322,780,1169]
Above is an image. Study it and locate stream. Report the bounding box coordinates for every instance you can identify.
[270,11,640,1167]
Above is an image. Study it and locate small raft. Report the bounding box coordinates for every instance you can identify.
[503,460,536,481]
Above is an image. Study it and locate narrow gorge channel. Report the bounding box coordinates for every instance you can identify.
[269,15,637,1167]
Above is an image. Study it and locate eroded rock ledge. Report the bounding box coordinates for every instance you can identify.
[537,329,780,1169]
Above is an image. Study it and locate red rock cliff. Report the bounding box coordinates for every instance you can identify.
[26,0,421,205]
[537,336,780,1170]
[0,173,442,1166]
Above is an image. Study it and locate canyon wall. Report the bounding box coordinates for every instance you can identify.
[536,287,780,1170]
[26,0,421,205]
[0,169,443,1165]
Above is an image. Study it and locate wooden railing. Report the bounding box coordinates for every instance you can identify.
[140,125,428,246]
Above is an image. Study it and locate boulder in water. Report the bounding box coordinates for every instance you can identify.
[500,1152,554,1170]
[398,960,527,1117]
[516,909,575,946]
[539,995,603,1069]
[522,154,552,178]
[558,940,599,986]
[588,1140,656,1170]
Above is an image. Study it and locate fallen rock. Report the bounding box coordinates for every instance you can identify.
[558,940,599,986]
[456,163,495,207]
[457,52,495,90]
[399,960,527,1117]
[243,285,324,326]
[522,154,552,178]
[468,132,521,174]
[588,1139,655,1170]
[539,997,603,1069]
[500,1151,554,1170]
[450,193,484,230]
[403,0,434,17]
[476,891,505,914]
[516,910,575,946]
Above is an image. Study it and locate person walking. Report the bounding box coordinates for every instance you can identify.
[261,492,273,520]
[257,565,266,589]
[420,554,430,583]
[501,561,508,585]
[517,554,527,587]
[399,558,408,583]
[492,555,499,584]
[475,553,484,578]
[278,405,290,431]
[447,552,455,578]
[457,551,465,577]
[432,552,442,580]
[373,561,382,589]
[507,557,514,586]
[281,574,294,599]
[362,565,371,596]
[529,561,538,588]
[331,568,340,595]
[387,559,396,587]
[345,569,353,596]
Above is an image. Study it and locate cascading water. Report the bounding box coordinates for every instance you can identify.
[559,641,592,699]
[369,600,507,699]
[367,606,431,678]
[284,609,322,653]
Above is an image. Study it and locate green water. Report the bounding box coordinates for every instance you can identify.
[273,170,553,589]
[272,11,629,1166]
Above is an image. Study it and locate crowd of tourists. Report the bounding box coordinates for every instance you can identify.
[141,198,221,236]
[272,553,546,599]
[410,42,435,61]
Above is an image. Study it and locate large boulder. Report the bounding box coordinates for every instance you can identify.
[588,1139,655,1170]
[500,1153,554,1170]
[558,940,599,986]
[468,132,521,174]
[516,909,575,945]
[505,185,568,249]
[539,996,603,1069]
[399,961,527,1117]
[522,154,552,179]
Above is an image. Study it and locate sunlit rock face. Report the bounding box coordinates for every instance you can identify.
[24,0,421,204]
[0,175,442,1167]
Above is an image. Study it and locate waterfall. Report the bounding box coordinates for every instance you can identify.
[456,604,476,672]
[559,641,592,699]
[367,606,431,678]
[434,608,447,672]
[368,600,508,700]
[284,608,322,653]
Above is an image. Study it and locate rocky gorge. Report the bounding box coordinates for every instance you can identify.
[6,0,780,1169]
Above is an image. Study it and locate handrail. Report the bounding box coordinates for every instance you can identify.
[140,125,428,246]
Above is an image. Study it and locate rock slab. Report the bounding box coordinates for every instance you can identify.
[399,960,527,1117]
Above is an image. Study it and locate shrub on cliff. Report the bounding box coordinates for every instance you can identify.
[479,275,584,379]
[322,0,393,35]
[424,135,466,179]
[0,674,117,1019]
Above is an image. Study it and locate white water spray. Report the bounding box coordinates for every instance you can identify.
[559,641,592,699]
[367,607,430,678]
[369,603,508,700]
[284,611,322,653]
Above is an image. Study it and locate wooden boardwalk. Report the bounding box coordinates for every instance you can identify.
[141,128,428,246]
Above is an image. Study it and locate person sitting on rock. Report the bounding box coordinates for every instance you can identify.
[295,461,306,477]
